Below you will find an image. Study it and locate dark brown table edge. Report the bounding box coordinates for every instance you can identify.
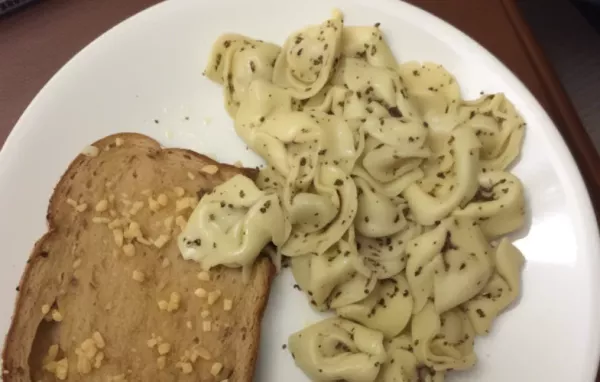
[502,0,600,221]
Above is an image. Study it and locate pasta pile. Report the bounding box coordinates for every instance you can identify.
[182,10,527,381]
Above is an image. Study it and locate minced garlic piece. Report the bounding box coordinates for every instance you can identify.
[201,165,219,175]
[167,292,181,312]
[154,234,170,249]
[157,343,171,355]
[194,288,207,298]
[207,290,221,305]
[132,270,145,282]
[82,145,100,157]
[112,229,124,247]
[157,193,168,206]
[174,186,185,198]
[95,199,108,212]
[210,362,223,376]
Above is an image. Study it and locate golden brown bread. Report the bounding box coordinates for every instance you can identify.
[1,133,274,382]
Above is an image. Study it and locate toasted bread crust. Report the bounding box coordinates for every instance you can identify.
[2,133,273,382]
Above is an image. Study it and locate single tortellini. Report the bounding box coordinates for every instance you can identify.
[337,274,413,338]
[403,126,481,226]
[204,34,281,117]
[356,222,422,279]
[405,217,492,314]
[462,238,525,335]
[377,335,446,382]
[355,177,408,238]
[397,61,461,126]
[376,335,417,382]
[453,171,526,238]
[412,302,477,372]
[178,175,290,270]
[331,58,420,121]
[281,165,358,257]
[291,239,361,310]
[273,11,343,99]
[459,93,525,171]
[341,26,398,69]
[288,317,387,382]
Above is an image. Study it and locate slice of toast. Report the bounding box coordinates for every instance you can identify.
[1,133,273,382]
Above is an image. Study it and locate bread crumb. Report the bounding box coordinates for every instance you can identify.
[115,137,125,147]
[113,229,124,247]
[197,271,210,281]
[92,216,111,224]
[154,234,170,249]
[80,338,97,360]
[76,203,88,213]
[51,309,63,322]
[167,292,181,312]
[201,164,219,175]
[233,160,243,168]
[123,243,136,257]
[175,198,191,212]
[175,215,187,230]
[147,338,158,348]
[94,351,104,368]
[174,186,185,197]
[210,362,223,376]
[158,300,169,311]
[157,193,168,206]
[194,288,207,298]
[44,344,59,363]
[132,270,145,282]
[137,236,152,246]
[164,216,174,230]
[187,171,196,180]
[82,145,100,157]
[203,321,212,332]
[108,218,124,229]
[195,346,212,361]
[161,257,171,268]
[55,358,69,380]
[73,258,82,269]
[223,299,233,311]
[92,331,105,349]
[180,362,193,374]
[186,320,193,329]
[42,304,51,315]
[157,356,166,370]
[157,343,171,355]
[95,199,109,212]
[129,201,145,215]
[124,222,142,239]
[148,197,161,212]
[201,310,210,318]
[207,290,222,305]
[77,354,92,374]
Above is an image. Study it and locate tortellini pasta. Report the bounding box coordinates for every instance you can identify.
[288,318,387,382]
[195,9,528,382]
[178,174,290,270]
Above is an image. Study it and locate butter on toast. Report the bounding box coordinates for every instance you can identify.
[1,133,274,382]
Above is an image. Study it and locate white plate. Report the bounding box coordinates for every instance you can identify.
[1,0,599,381]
